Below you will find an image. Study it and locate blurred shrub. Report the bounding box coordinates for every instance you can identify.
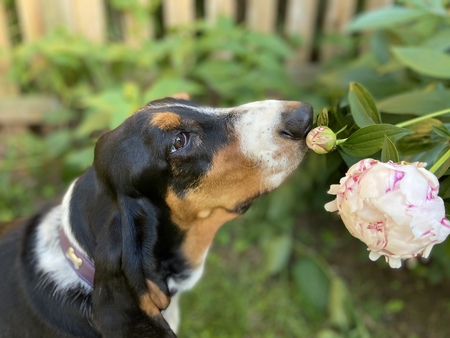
[255,0,450,299]
[1,16,299,218]
[217,0,450,330]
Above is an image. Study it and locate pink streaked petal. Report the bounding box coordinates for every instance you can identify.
[418,167,439,189]
[369,251,381,261]
[347,158,377,177]
[387,257,402,269]
[327,184,341,195]
[355,203,385,223]
[422,243,435,258]
[441,218,450,228]
[358,166,391,199]
[371,190,410,226]
[324,200,338,212]
[399,166,431,206]
[391,170,405,191]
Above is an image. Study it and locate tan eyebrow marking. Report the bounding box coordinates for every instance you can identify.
[150,112,182,130]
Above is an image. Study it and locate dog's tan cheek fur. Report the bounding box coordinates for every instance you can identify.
[166,142,264,267]
[140,279,170,316]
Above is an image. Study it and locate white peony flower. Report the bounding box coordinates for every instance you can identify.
[325,158,450,268]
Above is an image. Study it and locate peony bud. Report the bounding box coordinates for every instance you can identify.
[325,159,450,268]
[306,126,337,154]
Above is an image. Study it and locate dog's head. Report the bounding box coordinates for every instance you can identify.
[79,97,312,334]
[94,97,312,262]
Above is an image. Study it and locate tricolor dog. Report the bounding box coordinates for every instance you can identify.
[0,97,313,337]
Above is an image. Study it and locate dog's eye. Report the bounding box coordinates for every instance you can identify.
[171,132,190,153]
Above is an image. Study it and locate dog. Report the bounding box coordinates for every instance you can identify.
[0,97,312,337]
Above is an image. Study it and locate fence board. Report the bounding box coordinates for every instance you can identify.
[0,2,17,96]
[0,96,59,125]
[0,3,9,50]
[16,0,44,42]
[123,0,153,46]
[40,0,75,33]
[205,0,236,23]
[70,0,106,43]
[285,0,317,63]
[163,0,195,28]
[321,0,357,61]
[246,0,277,33]
[365,0,394,10]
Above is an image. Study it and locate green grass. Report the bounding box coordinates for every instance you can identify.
[179,247,313,338]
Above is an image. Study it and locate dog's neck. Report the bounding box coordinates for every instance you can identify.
[59,224,95,287]
[35,221,91,293]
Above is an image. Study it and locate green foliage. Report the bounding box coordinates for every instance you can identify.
[312,0,450,285]
[2,16,297,219]
[381,136,399,162]
[339,123,411,158]
[348,82,381,127]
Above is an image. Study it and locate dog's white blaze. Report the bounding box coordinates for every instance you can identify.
[163,260,205,333]
[234,100,304,189]
[162,293,181,333]
[35,182,92,292]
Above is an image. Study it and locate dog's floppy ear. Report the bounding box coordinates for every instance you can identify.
[89,118,176,337]
[91,197,175,337]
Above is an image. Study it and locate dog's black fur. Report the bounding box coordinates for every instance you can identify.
[0,98,312,337]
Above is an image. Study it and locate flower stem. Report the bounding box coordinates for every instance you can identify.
[395,108,450,128]
[429,149,450,174]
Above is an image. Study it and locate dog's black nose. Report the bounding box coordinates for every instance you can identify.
[280,103,313,140]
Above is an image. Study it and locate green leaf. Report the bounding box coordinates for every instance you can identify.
[347,7,425,32]
[422,28,450,51]
[45,130,72,157]
[339,124,410,157]
[396,118,446,155]
[433,124,450,139]
[292,258,330,312]
[377,89,450,115]
[143,76,203,102]
[264,235,292,276]
[317,108,329,126]
[381,135,400,162]
[431,149,450,179]
[65,146,94,171]
[439,176,450,199]
[385,299,405,314]
[328,277,351,331]
[392,47,450,79]
[348,82,381,127]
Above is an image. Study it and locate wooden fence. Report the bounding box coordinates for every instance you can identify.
[0,0,394,126]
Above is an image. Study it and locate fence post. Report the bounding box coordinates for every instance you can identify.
[16,0,45,42]
[246,0,277,34]
[205,0,236,23]
[0,2,17,96]
[123,0,153,47]
[285,0,317,64]
[70,0,106,43]
[320,0,357,62]
[163,0,195,28]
